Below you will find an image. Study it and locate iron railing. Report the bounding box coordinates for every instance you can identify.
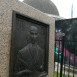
[54,36,77,77]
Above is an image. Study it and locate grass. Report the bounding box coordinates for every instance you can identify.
[54,71,73,77]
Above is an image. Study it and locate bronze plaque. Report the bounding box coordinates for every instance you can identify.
[10,11,49,77]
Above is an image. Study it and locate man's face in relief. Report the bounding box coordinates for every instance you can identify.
[29,26,38,44]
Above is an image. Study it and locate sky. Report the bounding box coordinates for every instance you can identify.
[51,0,77,19]
[19,0,77,19]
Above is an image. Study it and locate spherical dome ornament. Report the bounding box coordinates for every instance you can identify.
[24,0,59,16]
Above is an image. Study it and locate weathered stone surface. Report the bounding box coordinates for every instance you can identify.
[0,0,55,77]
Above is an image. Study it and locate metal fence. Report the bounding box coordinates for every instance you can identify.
[54,36,77,77]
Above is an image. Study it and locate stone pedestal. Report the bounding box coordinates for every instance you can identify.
[0,0,55,77]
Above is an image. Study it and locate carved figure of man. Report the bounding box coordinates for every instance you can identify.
[15,26,47,77]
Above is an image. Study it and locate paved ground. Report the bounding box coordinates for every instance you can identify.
[54,62,77,77]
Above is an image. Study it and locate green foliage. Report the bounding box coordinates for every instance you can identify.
[54,71,73,77]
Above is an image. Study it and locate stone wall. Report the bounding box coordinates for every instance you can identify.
[0,0,55,77]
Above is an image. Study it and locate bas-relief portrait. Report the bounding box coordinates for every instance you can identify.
[10,12,49,77]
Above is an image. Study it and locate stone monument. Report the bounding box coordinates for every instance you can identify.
[0,0,55,77]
